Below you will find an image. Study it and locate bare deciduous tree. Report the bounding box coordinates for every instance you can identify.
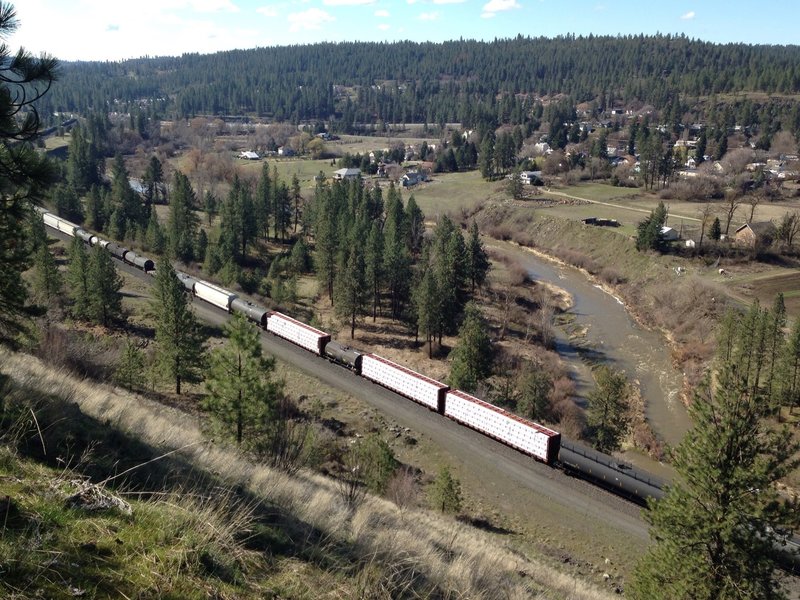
[723,191,741,235]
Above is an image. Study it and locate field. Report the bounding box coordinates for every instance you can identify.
[726,268,800,316]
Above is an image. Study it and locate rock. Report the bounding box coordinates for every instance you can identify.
[603,573,610,581]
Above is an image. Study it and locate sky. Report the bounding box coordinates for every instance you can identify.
[9,0,800,62]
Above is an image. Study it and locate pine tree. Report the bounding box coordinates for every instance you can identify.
[709,216,722,241]
[144,208,166,254]
[167,170,198,263]
[465,221,490,293]
[313,186,338,303]
[109,153,142,238]
[631,307,800,599]
[114,339,145,391]
[255,162,271,238]
[778,314,800,416]
[291,173,302,232]
[429,466,462,514]
[84,185,104,231]
[636,201,668,252]
[272,181,291,242]
[333,240,367,339]
[507,168,523,199]
[152,261,206,394]
[142,155,163,212]
[404,195,425,256]
[66,236,90,320]
[86,245,124,327]
[364,220,384,320]
[289,237,311,274]
[204,312,282,447]
[356,434,399,495]
[432,216,468,340]
[517,369,552,422]
[31,239,63,307]
[764,293,786,411]
[448,302,492,392]
[203,190,218,226]
[586,365,630,452]
[51,183,83,223]
[0,4,57,346]
[479,134,495,180]
[413,264,441,358]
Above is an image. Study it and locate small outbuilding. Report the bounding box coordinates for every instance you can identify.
[733,221,776,248]
[660,226,680,241]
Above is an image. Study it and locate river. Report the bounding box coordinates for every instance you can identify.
[489,240,693,465]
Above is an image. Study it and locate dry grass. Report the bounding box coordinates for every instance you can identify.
[1,348,614,599]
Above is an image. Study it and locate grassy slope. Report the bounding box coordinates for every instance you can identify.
[0,349,613,600]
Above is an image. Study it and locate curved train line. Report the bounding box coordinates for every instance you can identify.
[38,207,799,570]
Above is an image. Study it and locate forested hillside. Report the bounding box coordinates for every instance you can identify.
[38,35,800,128]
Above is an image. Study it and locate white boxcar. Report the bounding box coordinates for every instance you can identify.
[266,311,331,355]
[42,212,60,231]
[361,354,447,412]
[444,390,561,464]
[56,217,77,237]
[194,279,237,312]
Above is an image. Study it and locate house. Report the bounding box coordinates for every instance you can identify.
[333,167,361,181]
[277,146,295,157]
[402,170,427,187]
[660,226,680,241]
[733,222,776,248]
[238,150,260,160]
[520,170,543,185]
[533,142,552,155]
[685,157,697,169]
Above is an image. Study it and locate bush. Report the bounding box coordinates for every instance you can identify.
[598,266,626,285]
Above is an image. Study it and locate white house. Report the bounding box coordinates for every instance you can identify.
[238,151,260,160]
[333,167,361,181]
[402,171,427,187]
[520,170,543,185]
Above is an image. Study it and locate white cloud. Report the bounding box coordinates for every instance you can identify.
[288,7,334,31]
[374,8,390,17]
[481,0,521,17]
[190,0,239,11]
[378,23,390,30]
[322,0,375,5]
[256,6,279,17]
[418,10,440,20]
[433,0,466,3]
[406,0,420,4]
[680,10,695,20]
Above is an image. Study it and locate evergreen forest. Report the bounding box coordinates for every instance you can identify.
[36,35,800,133]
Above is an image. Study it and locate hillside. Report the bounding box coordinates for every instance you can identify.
[39,36,800,125]
[0,349,612,599]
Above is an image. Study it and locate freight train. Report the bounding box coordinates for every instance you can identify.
[30,208,687,498]
[37,209,800,569]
